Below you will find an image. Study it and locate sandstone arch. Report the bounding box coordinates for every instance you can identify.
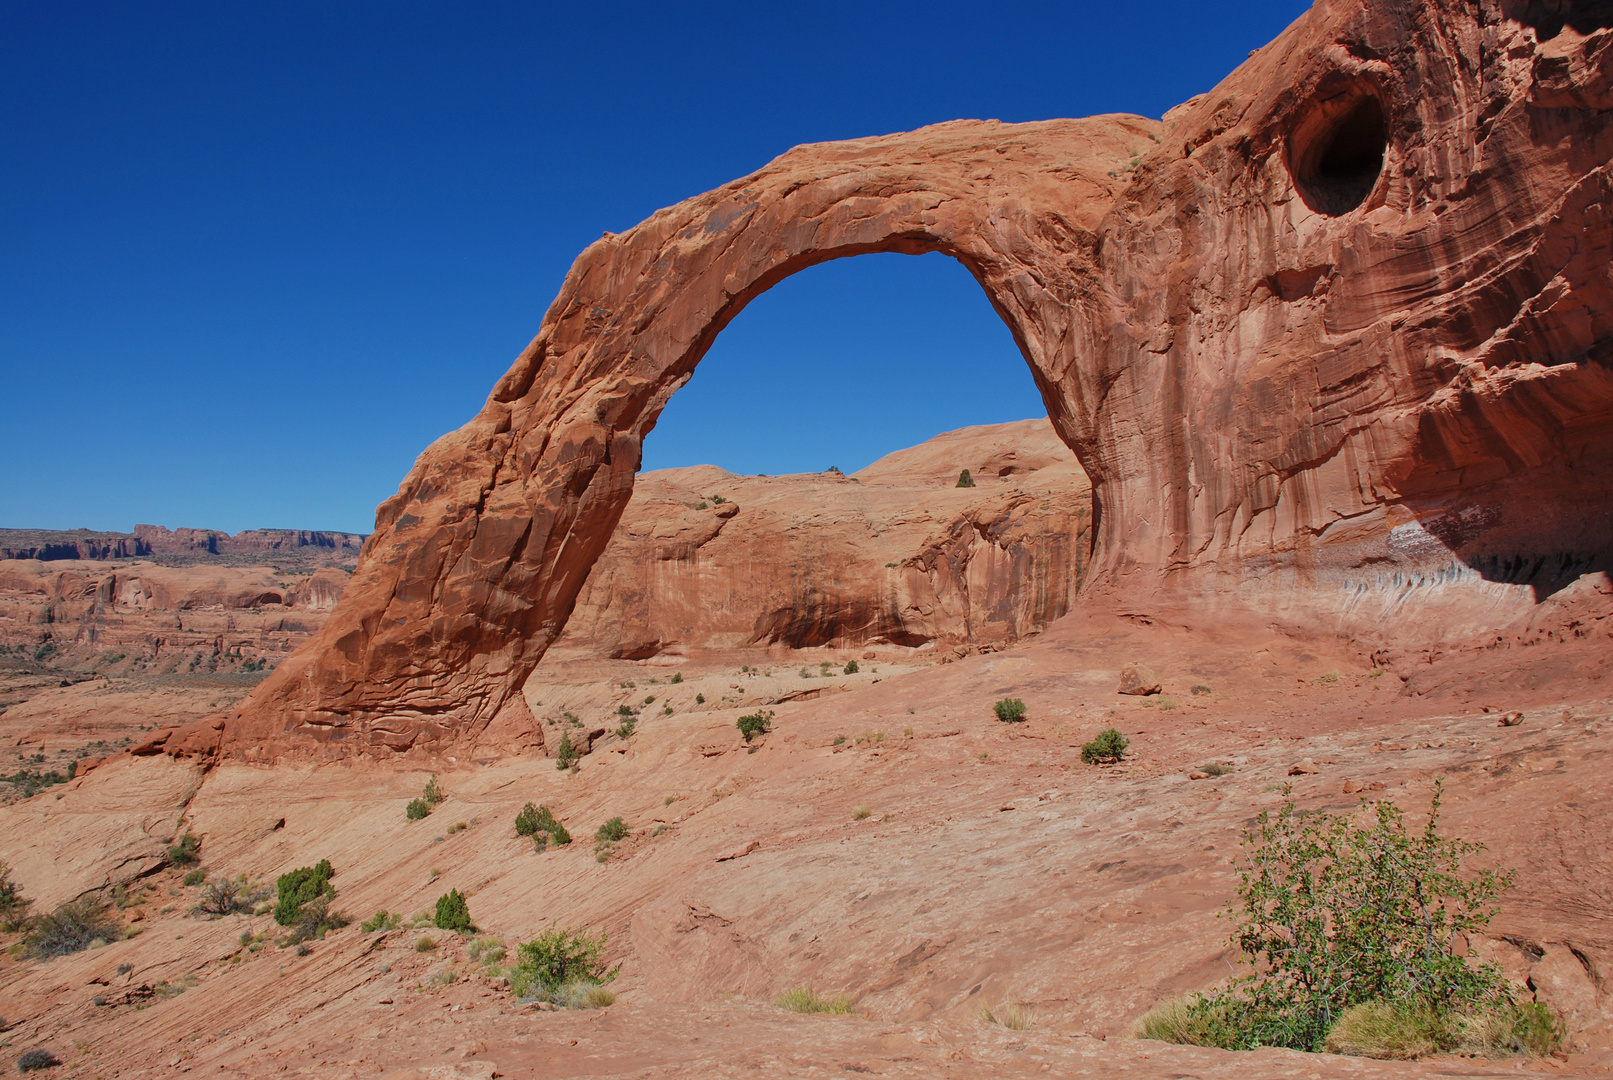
[225,0,1613,758]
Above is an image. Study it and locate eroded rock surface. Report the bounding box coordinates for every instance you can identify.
[546,419,1090,662]
[219,0,1613,757]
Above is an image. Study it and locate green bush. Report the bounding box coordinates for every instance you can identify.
[843,660,859,675]
[1080,728,1128,764]
[993,698,1027,723]
[405,798,430,820]
[278,893,348,946]
[421,775,444,806]
[955,469,975,488]
[182,868,206,886]
[695,693,705,704]
[595,817,628,844]
[273,859,335,926]
[615,715,636,740]
[433,889,473,932]
[555,732,579,771]
[23,896,120,959]
[511,926,615,1000]
[670,672,683,684]
[737,710,773,742]
[360,909,401,932]
[166,832,201,866]
[514,802,541,837]
[0,861,32,931]
[1139,782,1534,1056]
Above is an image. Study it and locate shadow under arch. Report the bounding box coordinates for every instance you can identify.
[226,116,1157,756]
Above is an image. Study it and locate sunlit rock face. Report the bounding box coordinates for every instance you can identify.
[221,0,1613,758]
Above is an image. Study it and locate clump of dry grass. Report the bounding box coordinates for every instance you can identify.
[777,987,853,1014]
[977,999,1035,1030]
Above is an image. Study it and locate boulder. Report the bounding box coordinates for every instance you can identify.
[1117,663,1161,696]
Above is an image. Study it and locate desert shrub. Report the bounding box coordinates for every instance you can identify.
[595,817,628,843]
[615,715,636,740]
[16,1048,62,1072]
[993,698,1027,723]
[1324,1000,1562,1060]
[1191,684,1213,695]
[23,897,120,959]
[421,775,444,806]
[843,660,859,675]
[468,936,506,965]
[405,798,430,821]
[555,732,579,771]
[182,868,206,886]
[0,862,32,931]
[516,803,570,847]
[446,821,468,835]
[1200,763,1234,777]
[433,889,473,932]
[670,672,683,684]
[272,859,335,926]
[1080,728,1129,764]
[977,1000,1035,1029]
[511,926,615,1000]
[955,468,976,488]
[278,893,349,946]
[736,710,773,742]
[851,805,872,821]
[777,987,853,1014]
[1140,782,1529,1056]
[360,909,401,932]
[695,693,705,704]
[191,876,269,917]
[166,832,201,866]
[415,935,437,952]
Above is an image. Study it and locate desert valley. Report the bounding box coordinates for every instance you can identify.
[4,0,1613,1076]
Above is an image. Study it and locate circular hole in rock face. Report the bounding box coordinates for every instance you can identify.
[1289,93,1387,216]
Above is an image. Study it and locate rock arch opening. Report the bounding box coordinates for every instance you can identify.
[536,251,1091,665]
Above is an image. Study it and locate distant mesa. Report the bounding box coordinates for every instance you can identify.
[0,524,367,569]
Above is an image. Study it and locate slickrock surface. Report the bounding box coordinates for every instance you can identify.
[0,605,1609,1078]
[224,0,1613,753]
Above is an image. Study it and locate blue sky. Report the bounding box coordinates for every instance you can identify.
[0,1,1309,534]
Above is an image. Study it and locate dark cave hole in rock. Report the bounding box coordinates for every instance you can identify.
[1291,93,1387,216]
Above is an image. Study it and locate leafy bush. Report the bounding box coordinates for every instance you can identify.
[182,868,206,886]
[1080,728,1128,764]
[516,803,570,848]
[166,832,201,866]
[0,861,32,931]
[360,909,401,932]
[695,693,705,704]
[433,889,473,932]
[421,775,444,806]
[277,893,348,946]
[777,987,853,1014]
[955,469,975,488]
[843,660,859,675]
[511,926,615,1000]
[737,710,773,742]
[16,1048,62,1072]
[595,817,628,844]
[405,798,430,820]
[1140,782,1538,1056]
[993,698,1027,723]
[23,897,120,959]
[273,859,334,926]
[615,715,636,740]
[555,732,579,771]
[670,672,682,684]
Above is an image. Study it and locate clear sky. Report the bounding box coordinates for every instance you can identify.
[1,1,1310,535]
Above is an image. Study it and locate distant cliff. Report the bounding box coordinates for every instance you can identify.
[0,525,366,569]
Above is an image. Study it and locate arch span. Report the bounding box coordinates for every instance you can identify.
[228,116,1156,755]
[224,0,1613,760]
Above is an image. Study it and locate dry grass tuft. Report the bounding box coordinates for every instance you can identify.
[777,987,853,1014]
[976,999,1035,1030]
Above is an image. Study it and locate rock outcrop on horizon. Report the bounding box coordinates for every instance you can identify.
[545,419,1089,661]
[225,0,1613,758]
[0,525,366,568]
